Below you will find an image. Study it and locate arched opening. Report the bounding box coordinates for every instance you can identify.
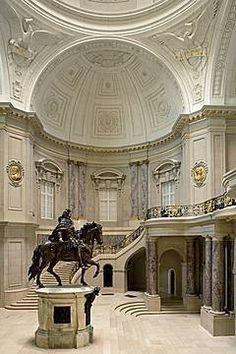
[159,249,183,301]
[126,248,146,291]
[168,268,176,295]
[103,264,113,287]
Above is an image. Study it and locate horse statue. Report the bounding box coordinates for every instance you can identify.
[28,221,103,288]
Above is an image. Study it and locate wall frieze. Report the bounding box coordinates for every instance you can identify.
[1,104,236,153]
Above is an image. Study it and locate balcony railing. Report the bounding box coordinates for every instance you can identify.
[145,194,236,220]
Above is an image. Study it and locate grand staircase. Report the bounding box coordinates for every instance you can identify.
[5,261,76,310]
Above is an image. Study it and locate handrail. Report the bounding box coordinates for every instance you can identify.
[94,225,144,255]
[145,193,236,220]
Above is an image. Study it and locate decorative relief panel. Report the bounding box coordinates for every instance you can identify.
[6,160,24,187]
[42,86,69,127]
[59,63,87,89]
[83,50,132,68]
[97,74,119,97]
[6,11,64,102]
[145,85,170,129]
[94,106,123,136]
[151,1,219,103]
[8,241,23,287]
[129,59,156,89]
[191,160,208,187]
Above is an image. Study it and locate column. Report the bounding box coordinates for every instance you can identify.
[203,235,212,308]
[184,237,201,311]
[211,236,225,314]
[145,237,161,311]
[146,239,158,295]
[226,236,234,312]
[201,235,234,336]
[186,237,196,295]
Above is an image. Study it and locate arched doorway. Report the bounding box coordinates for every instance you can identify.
[159,249,183,300]
[126,248,146,291]
[168,268,176,295]
[103,264,113,287]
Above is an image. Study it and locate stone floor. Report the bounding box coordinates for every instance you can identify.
[0,293,236,354]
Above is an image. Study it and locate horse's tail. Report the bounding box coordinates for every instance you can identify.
[28,245,41,281]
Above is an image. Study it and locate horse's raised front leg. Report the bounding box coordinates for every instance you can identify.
[47,259,62,286]
[82,259,100,283]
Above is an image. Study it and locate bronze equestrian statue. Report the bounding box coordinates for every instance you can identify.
[28,209,103,288]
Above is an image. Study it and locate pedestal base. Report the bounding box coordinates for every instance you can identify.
[35,285,94,349]
[200,307,235,336]
[144,293,161,311]
[35,327,91,349]
[183,295,201,312]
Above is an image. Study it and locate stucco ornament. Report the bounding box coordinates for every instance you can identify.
[191,160,208,187]
[6,160,24,187]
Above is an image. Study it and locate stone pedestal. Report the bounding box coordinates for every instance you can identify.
[201,307,235,336]
[183,294,201,311]
[144,293,161,311]
[35,285,94,349]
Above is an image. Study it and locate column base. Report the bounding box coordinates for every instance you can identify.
[200,307,235,336]
[183,294,201,312]
[144,293,161,312]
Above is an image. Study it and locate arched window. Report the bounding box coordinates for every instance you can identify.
[103,264,113,287]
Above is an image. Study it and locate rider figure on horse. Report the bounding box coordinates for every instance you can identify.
[49,208,75,243]
[49,208,87,269]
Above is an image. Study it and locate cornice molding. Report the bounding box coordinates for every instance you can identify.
[11,0,206,35]
[1,103,236,153]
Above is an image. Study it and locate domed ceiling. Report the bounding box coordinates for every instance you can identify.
[31,40,184,148]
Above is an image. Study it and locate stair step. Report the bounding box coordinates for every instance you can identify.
[5,261,76,310]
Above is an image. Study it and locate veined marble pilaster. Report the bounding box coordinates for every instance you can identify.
[211,236,225,314]
[146,238,158,295]
[129,162,138,218]
[140,160,149,219]
[203,235,212,308]
[186,237,196,295]
[68,160,78,217]
[78,162,86,219]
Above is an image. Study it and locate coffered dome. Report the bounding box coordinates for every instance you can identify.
[31,39,185,148]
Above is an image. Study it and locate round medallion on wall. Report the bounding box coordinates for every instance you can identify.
[6,160,24,187]
[191,160,208,187]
